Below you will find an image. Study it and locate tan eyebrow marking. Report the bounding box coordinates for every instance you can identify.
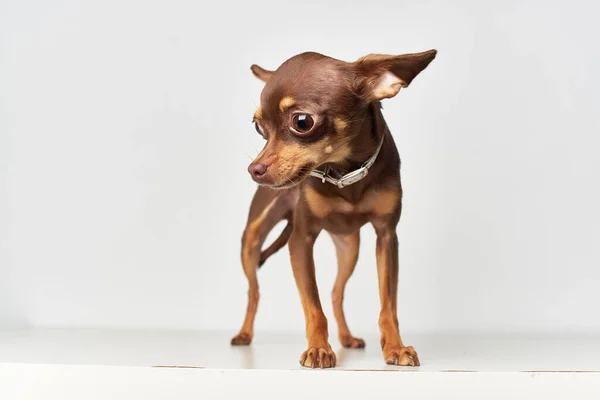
[279,96,295,112]
[254,107,263,119]
[334,117,347,131]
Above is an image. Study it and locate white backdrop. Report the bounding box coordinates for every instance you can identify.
[1,0,599,336]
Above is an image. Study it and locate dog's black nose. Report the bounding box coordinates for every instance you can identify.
[248,162,268,180]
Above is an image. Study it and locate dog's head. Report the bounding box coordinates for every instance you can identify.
[248,50,436,189]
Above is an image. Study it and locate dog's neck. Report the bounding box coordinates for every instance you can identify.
[307,102,400,200]
[314,103,386,176]
[347,102,386,168]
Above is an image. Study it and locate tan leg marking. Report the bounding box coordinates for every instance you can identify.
[358,188,400,215]
[289,226,336,368]
[374,226,419,366]
[231,197,279,345]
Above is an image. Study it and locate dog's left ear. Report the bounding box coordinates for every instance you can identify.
[250,64,274,82]
[354,49,437,101]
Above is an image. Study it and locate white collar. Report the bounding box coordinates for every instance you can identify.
[309,134,385,188]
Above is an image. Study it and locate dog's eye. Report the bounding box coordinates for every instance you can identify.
[254,122,265,138]
[291,114,315,134]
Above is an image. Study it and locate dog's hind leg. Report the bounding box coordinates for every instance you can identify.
[330,231,365,349]
[258,219,293,267]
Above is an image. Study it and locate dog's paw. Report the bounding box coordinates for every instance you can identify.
[299,346,337,368]
[340,335,366,349]
[230,332,252,346]
[383,345,420,366]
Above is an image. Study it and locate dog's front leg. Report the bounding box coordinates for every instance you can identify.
[373,218,420,366]
[288,223,336,368]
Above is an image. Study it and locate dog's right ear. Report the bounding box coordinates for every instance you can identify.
[250,64,273,82]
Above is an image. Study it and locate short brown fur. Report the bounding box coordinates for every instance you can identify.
[232,49,437,368]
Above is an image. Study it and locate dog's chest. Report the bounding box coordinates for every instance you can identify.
[304,185,400,231]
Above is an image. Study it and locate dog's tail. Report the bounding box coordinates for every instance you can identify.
[258,221,293,267]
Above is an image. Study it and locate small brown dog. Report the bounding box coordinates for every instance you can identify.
[231,50,437,368]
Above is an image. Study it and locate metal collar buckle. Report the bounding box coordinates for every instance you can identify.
[309,134,384,188]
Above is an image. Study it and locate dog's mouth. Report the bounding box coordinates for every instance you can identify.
[271,163,315,190]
